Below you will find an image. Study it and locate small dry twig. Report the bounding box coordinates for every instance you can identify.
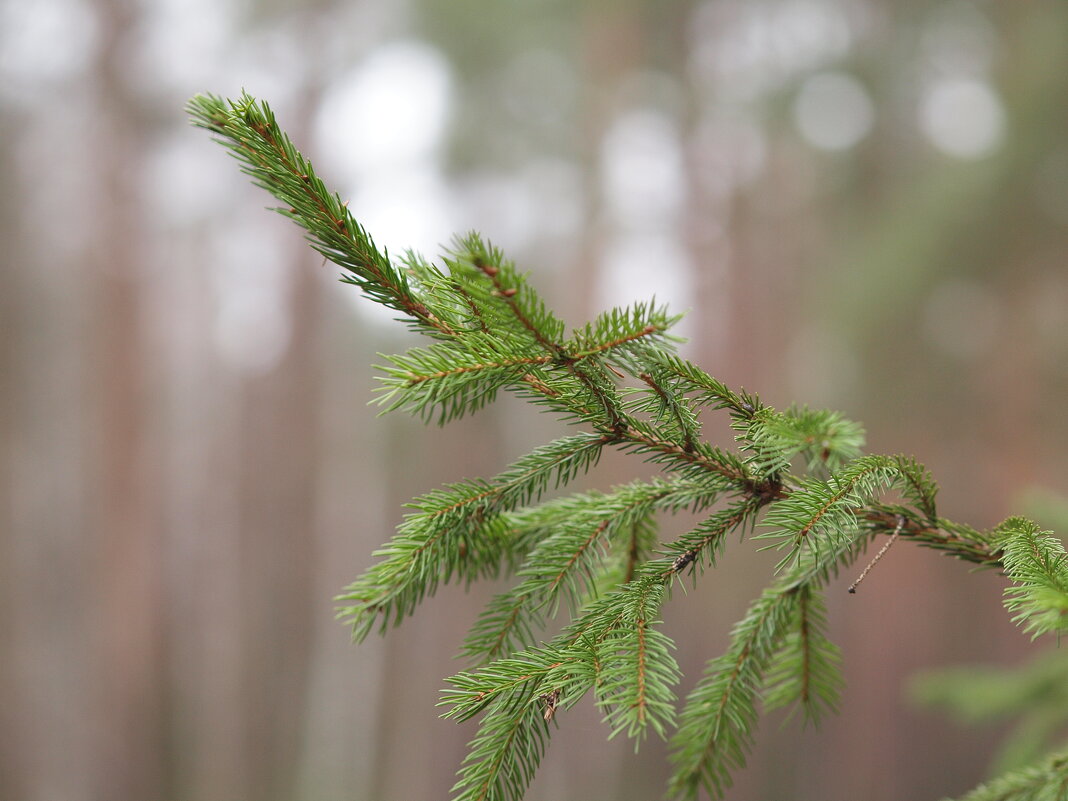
[848,514,906,594]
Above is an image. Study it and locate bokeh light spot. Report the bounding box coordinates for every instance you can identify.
[919,78,1006,159]
[793,72,875,151]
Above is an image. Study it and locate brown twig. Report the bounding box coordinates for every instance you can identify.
[848,514,905,593]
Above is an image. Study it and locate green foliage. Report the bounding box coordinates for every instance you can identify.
[995,517,1068,639]
[763,585,843,725]
[737,405,865,477]
[336,432,612,641]
[593,579,680,743]
[756,454,903,571]
[668,586,796,800]
[460,477,718,664]
[441,644,595,801]
[192,92,1067,801]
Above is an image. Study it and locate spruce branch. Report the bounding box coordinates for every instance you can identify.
[336,432,613,640]
[763,585,843,724]
[865,508,1001,568]
[894,455,940,522]
[668,505,877,799]
[633,369,701,453]
[442,644,597,801]
[462,478,728,664]
[668,586,796,800]
[453,703,549,801]
[188,93,452,335]
[594,580,680,743]
[996,517,1068,639]
[448,500,763,799]
[650,353,763,421]
[738,405,865,477]
[442,643,596,724]
[192,92,1066,801]
[375,335,549,423]
[757,454,903,571]
[568,302,683,366]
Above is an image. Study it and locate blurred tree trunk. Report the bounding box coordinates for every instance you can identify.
[0,109,25,801]
[85,2,168,800]
[233,207,323,801]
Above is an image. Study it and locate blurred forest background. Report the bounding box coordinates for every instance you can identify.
[2,1,1067,800]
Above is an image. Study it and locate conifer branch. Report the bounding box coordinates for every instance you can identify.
[188,93,454,336]
[668,587,796,800]
[863,507,1001,568]
[575,322,667,358]
[617,429,753,486]
[336,433,612,639]
[996,517,1068,639]
[894,455,940,522]
[462,479,726,663]
[193,92,1066,801]
[758,455,903,570]
[595,580,680,742]
[450,501,761,798]
[637,370,700,452]
[650,354,761,420]
[763,585,843,723]
[458,704,547,801]
[739,406,865,477]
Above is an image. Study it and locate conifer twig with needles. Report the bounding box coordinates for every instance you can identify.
[190,92,1066,801]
